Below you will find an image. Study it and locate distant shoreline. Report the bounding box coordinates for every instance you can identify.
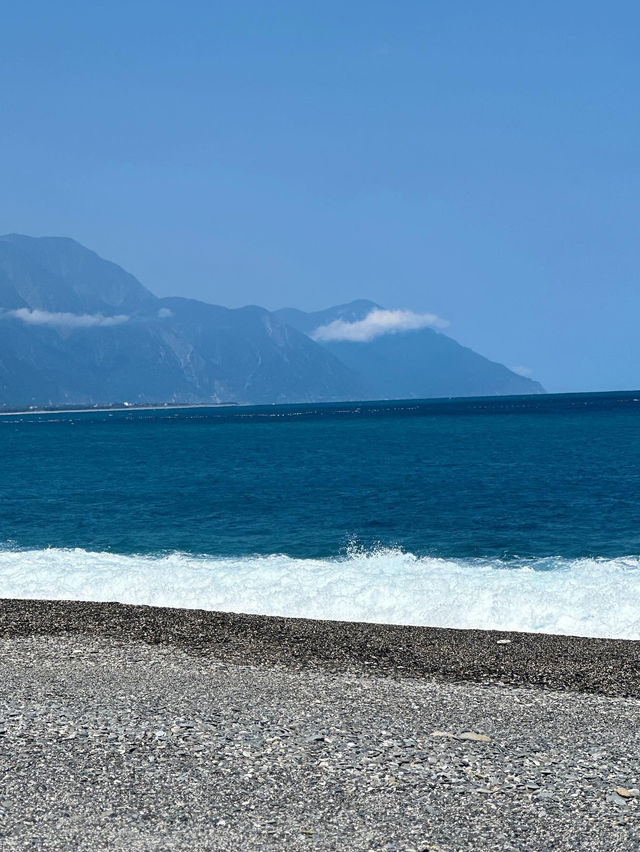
[0,401,242,417]
[2,388,640,420]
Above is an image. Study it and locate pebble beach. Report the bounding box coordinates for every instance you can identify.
[1,599,639,851]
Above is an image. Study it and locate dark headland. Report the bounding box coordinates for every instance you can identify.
[1,598,639,851]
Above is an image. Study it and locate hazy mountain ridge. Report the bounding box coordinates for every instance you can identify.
[275,300,382,335]
[276,301,544,400]
[0,235,543,408]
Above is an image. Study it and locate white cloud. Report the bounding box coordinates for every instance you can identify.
[311,308,449,343]
[157,308,174,319]
[511,365,533,377]
[1,308,130,328]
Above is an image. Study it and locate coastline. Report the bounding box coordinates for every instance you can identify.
[4,388,640,421]
[2,597,639,697]
[0,401,242,417]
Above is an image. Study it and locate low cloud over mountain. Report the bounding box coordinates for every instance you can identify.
[311,308,449,343]
[1,308,130,328]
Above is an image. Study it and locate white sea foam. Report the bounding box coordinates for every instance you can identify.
[0,546,639,639]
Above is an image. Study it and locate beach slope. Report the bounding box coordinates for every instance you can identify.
[0,599,638,850]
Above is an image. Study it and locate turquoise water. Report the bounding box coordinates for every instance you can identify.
[1,392,640,637]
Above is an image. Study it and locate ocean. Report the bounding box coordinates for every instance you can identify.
[2,391,640,639]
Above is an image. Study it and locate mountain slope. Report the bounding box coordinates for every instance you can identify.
[275,301,544,399]
[0,234,155,314]
[151,297,365,404]
[0,236,363,407]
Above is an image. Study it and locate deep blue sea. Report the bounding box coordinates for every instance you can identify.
[2,391,640,638]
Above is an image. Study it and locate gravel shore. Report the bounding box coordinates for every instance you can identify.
[0,600,639,850]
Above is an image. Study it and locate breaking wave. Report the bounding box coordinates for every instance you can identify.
[1,545,639,639]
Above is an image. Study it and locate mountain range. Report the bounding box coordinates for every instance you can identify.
[0,234,543,408]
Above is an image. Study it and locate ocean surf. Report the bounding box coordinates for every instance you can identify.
[1,545,639,640]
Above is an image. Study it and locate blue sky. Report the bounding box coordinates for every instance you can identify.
[1,1,639,392]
